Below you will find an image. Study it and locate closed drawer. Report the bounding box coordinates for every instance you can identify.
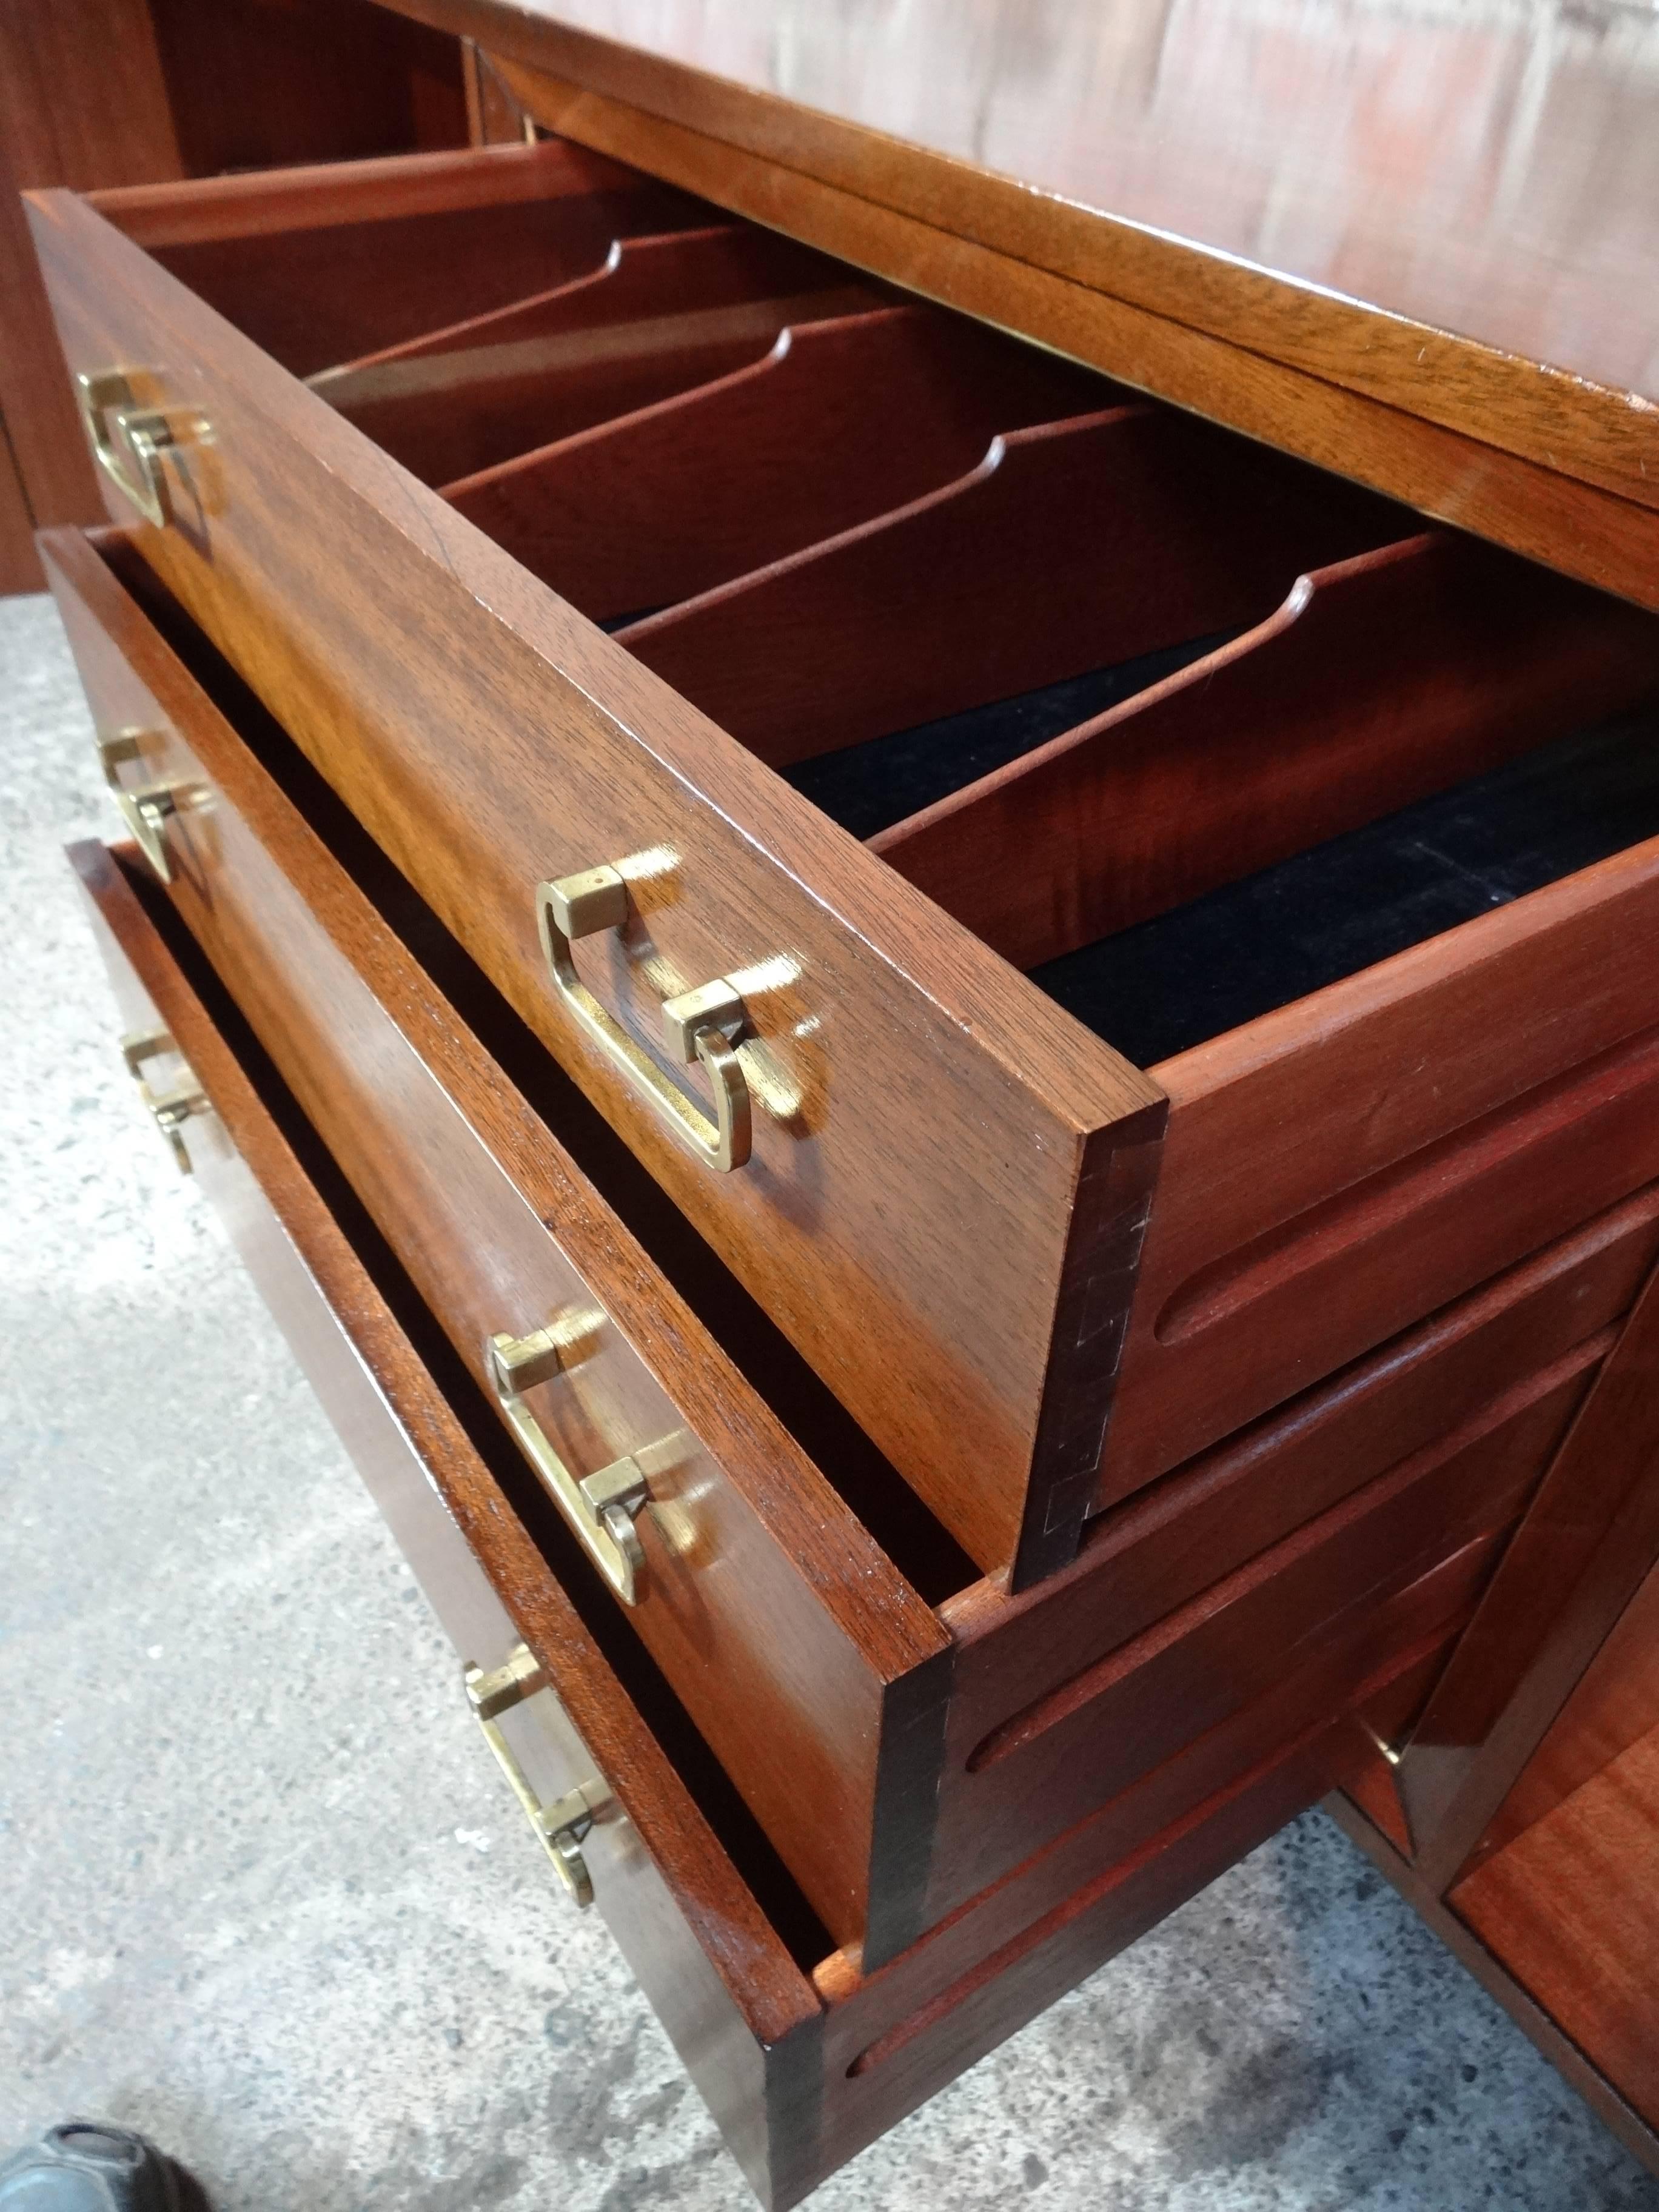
[47,521,1659,1957]
[71,830,1478,2210]
[36,144,1659,1587]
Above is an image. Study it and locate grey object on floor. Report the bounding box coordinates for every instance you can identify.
[0,2121,183,2212]
[2,585,1655,2212]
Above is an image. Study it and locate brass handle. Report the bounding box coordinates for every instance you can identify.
[463,1644,609,1908]
[98,731,181,881]
[487,1315,654,1604]
[121,1027,207,1171]
[77,368,211,529]
[537,866,752,1173]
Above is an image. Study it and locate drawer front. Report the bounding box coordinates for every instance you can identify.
[950,1179,1659,1721]
[72,831,1472,2211]
[916,1318,1597,1923]
[30,155,1165,1589]
[1099,833,1659,1502]
[53,520,1533,1968]
[47,529,951,1965]
[69,832,820,2206]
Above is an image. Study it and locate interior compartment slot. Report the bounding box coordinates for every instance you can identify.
[1032,699,1659,1068]
[441,303,1116,620]
[874,532,1659,968]
[783,631,1242,842]
[151,162,712,378]
[616,407,1411,766]
[310,223,884,483]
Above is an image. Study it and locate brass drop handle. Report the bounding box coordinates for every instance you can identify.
[487,1313,655,1604]
[537,866,752,1173]
[76,368,212,530]
[463,1644,609,1908]
[121,1027,207,1171]
[98,730,183,881]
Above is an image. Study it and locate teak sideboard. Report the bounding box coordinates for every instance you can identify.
[22,0,1659,2197]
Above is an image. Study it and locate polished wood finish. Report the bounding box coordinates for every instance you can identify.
[947,1177,1659,1743]
[30,162,1169,1590]
[52,518,1531,1966]
[41,22,1659,2197]
[811,1624,1456,2152]
[1478,1563,1659,1860]
[1396,1243,1659,1889]
[45,523,953,1965]
[1332,1790,1659,2183]
[1326,1208,1659,2179]
[144,167,709,380]
[923,1352,1583,1928]
[620,406,1403,768]
[0,0,475,593]
[362,0,1659,591]
[470,0,1659,491]
[0,132,100,591]
[444,301,1111,617]
[72,830,1480,2209]
[142,0,467,178]
[1099,832,1659,1504]
[313,223,880,484]
[1453,1724,1659,2133]
[476,48,1659,614]
[878,533,1659,970]
[87,138,630,246]
[0,0,182,193]
[69,833,825,2205]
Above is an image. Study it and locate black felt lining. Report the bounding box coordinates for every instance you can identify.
[783,631,1242,840]
[1033,705,1659,1068]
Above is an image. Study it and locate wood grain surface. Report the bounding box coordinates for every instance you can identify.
[878,533,1659,970]
[444,301,1113,616]
[70,828,1550,2205]
[68,833,831,2208]
[468,49,1659,613]
[45,524,957,1964]
[917,1355,1580,1926]
[1332,1790,1659,2182]
[146,176,709,381]
[1098,830,1659,1504]
[312,222,880,483]
[29,168,1167,1590]
[362,0,1659,523]
[1476,1564,1659,1862]
[1397,1242,1659,1889]
[0,130,99,591]
[1453,1724,1659,2130]
[620,405,1404,766]
[0,0,181,192]
[947,1178,1659,1720]
[85,136,648,244]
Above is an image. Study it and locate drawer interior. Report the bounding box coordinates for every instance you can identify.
[169,158,1659,1080]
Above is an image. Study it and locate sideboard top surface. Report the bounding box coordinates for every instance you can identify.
[377,0,1659,590]
[455,0,1659,401]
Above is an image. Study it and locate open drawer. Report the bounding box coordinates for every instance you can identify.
[50,521,1638,1965]
[28,141,1659,1591]
[71,831,1484,2210]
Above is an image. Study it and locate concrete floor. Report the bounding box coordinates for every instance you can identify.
[4,582,1657,2212]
